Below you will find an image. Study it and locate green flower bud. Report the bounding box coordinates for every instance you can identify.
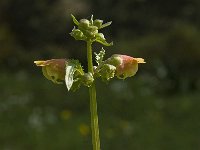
[82,26,98,38]
[98,64,116,81]
[93,19,103,28]
[70,29,86,40]
[81,73,94,87]
[105,55,122,66]
[79,19,90,29]
[88,25,98,33]
[96,33,105,40]
[34,59,66,84]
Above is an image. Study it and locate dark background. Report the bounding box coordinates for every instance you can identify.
[0,0,200,149]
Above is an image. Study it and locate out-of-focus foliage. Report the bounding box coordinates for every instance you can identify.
[0,0,89,69]
[0,72,200,150]
[0,0,200,149]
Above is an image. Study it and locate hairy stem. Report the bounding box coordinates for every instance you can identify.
[87,41,101,150]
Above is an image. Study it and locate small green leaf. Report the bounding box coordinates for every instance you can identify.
[93,19,103,29]
[95,33,113,46]
[94,48,105,65]
[71,14,79,26]
[70,28,87,41]
[65,64,75,91]
[98,64,116,81]
[90,14,94,25]
[100,21,112,29]
[65,60,84,91]
[81,73,94,87]
[96,39,113,46]
[70,78,82,92]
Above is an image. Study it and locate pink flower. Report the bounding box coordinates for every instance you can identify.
[34,59,66,84]
[106,54,145,79]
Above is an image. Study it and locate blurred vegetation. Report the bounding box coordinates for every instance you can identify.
[0,0,200,150]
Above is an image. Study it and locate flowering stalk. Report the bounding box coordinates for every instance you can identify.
[34,14,145,150]
[87,41,100,150]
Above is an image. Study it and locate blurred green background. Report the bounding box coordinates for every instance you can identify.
[0,0,200,149]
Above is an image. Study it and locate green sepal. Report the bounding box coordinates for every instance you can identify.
[70,28,87,41]
[71,14,79,26]
[70,78,82,92]
[104,55,122,66]
[93,19,103,29]
[81,73,94,87]
[79,19,90,29]
[95,33,113,46]
[65,60,84,91]
[78,25,98,39]
[95,39,113,46]
[70,73,94,91]
[98,64,116,81]
[90,15,94,25]
[100,21,112,29]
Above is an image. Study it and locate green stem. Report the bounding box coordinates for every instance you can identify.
[87,41,101,150]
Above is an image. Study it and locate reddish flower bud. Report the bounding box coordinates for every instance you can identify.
[34,59,67,84]
[107,54,145,79]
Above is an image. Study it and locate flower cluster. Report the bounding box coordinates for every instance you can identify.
[34,15,145,91]
[34,54,145,89]
[70,15,113,46]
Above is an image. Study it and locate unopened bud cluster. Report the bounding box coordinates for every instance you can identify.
[70,15,113,46]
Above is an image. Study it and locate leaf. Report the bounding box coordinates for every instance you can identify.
[81,73,94,87]
[71,14,79,26]
[96,39,113,46]
[65,64,75,91]
[90,14,94,25]
[70,78,82,92]
[100,21,112,29]
[65,60,84,91]
[95,33,113,46]
[94,48,105,65]
[98,64,116,81]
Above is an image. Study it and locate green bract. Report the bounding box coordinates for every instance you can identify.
[65,60,80,90]
[94,48,105,65]
[97,64,116,81]
[93,19,103,29]
[71,14,79,25]
[70,28,87,41]
[65,60,94,90]
[81,73,94,87]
